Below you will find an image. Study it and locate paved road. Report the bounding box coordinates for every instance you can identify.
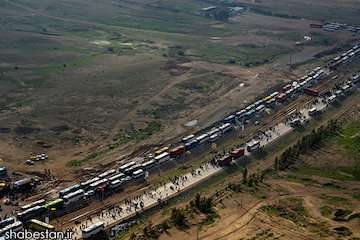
[66,100,328,239]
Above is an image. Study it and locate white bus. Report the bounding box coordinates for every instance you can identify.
[82,222,104,239]
[154,152,170,163]
[21,199,45,211]
[81,177,100,190]
[99,169,117,179]
[0,221,23,236]
[119,161,136,172]
[63,189,85,205]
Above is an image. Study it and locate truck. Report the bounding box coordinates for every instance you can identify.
[310,23,323,28]
[247,140,261,152]
[230,148,245,159]
[304,88,320,97]
[169,145,185,158]
[217,154,232,166]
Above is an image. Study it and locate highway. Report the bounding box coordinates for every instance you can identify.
[2,43,359,240]
[68,99,329,239]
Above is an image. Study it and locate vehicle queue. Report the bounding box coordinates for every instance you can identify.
[0,43,359,239]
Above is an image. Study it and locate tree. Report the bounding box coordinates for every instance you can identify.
[171,208,187,228]
[243,168,248,184]
[260,171,266,183]
[274,157,279,171]
[129,233,136,240]
[192,193,213,214]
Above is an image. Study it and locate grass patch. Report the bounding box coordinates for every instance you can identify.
[176,72,234,93]
[69,121,162,167]
[203,212,219,225]
[261,197,307,223]
[353,193,360,201]
[334,121,360,160]
[192,43,293,67]
[286,174,318,185]
[320,194,351,207]
[320,205,334,217]
[112,121,162,146]
[293,165,360,181]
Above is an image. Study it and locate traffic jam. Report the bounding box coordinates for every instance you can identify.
[0,43,359,239]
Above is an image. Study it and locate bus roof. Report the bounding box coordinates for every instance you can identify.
[30,219,55,229]
[44,198,63,208]
[82,222,104,233]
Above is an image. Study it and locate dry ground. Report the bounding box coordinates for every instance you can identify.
[0,0,359,181]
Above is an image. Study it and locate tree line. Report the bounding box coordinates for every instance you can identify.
[274,119,340,171]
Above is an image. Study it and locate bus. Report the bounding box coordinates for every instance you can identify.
[82,222,104,239]
[98,169,117,179]
[154,146,169,156]
[21,199,46,211]
[44,198,64,210]
[0,217,15,229]
[17,205,46,222]
[63,189,85,205]
[28,219,55,232]
[59,184,81,198]
[0,221,23,236]
[81,177,100,190]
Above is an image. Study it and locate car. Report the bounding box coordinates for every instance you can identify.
[26,160,34,165]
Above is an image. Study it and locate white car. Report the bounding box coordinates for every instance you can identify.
[26,160,34,165]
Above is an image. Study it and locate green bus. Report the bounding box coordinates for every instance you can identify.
[44,198,64,210]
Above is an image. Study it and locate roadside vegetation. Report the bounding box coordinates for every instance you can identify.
[68,121,162,167]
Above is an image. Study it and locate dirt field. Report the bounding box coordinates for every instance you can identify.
[0,0,359,181]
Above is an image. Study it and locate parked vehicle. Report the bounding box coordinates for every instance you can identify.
[82,222,104,239]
